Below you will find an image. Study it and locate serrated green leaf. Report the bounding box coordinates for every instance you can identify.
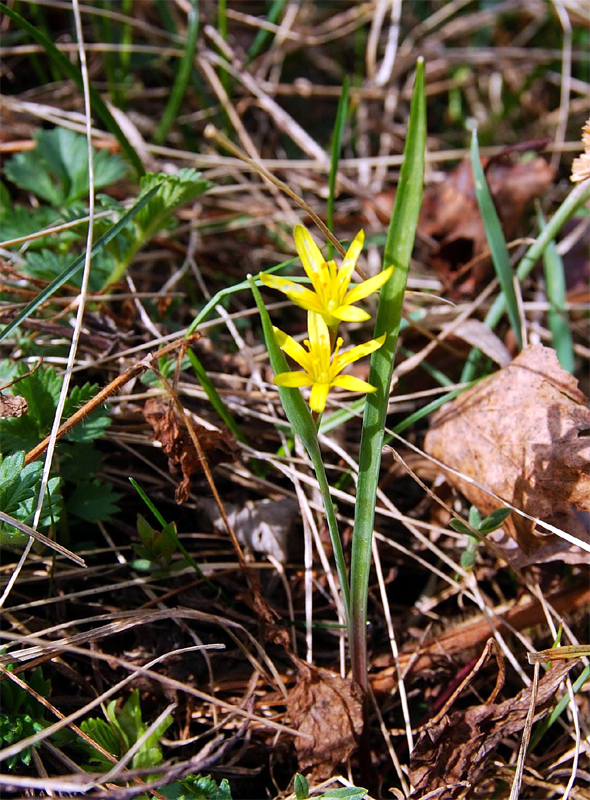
[0,205,60,245]
[4,128,127,207]
[67,479,121,523]
[24,249,114,292]
[63,384,111,443]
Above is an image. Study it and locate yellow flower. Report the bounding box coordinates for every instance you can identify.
[273,311,386,413]
[260,225,393,329]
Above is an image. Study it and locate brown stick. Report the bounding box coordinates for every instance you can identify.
[25,337,198,466]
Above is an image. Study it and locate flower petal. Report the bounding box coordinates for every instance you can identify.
[332,305,372,323]
[345,265,394,304]
[310,382,330,413]
[332,375,377,393]
[337,229,365,291]
[294,225,325,281]
[274,371,313,388]
[273,327,312,371]
[332,334,386,371]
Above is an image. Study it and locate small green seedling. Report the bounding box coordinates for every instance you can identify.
[293,773,367,800]
[450,505,512,570]
[80,689,172,773]
[131,514,184,575]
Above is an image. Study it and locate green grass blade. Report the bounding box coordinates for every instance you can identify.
[528,663,590,752]
[246,0,287,63]
[185,349,246,443]
[326,76,350,260]
[470,130,522,350]
[349,58,426,688]
[461,179,590,381]
[248,276,350,622]
[154,0,200,145]
[538,209,575,372]
[0,186,160,343]
[0,1,144,177]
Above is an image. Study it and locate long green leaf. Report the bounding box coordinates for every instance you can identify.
[0,2,144,177]
[154,0,199,145]
[538,209,574,372]
[248,276,350,622]
[349,59,426,689]
[0,186,160,343]
[470,131,522,349]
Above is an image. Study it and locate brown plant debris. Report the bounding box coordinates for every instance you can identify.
[287,660,364,781]
[418,154,554,296]
[424,344,590,564]
[143,398,238,503]
[408,661,574,797]
[0,392,27,419]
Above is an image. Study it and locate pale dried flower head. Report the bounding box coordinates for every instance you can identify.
[571,119,590,182]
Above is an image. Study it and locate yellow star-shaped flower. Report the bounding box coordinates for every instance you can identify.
[260,225,393,330]
[273,311,385,414]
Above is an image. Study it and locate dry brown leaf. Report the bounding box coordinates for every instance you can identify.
[409,661,573,797]
[424,345,590,563]
[143,398,238,503]
[0,393,28,419]
[418,155,554,296]
[287,660,363,780]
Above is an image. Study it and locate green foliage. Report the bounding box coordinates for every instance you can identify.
[131,514,182,574]
[4,127,128,207]
[0,451,61,546]
[292,775,367,800]
[160,775,232,800]
[0,362,119,534]
[80,689,172,773]
[0,666,52,770]
[450,505,512,570]
[1,128,211,292]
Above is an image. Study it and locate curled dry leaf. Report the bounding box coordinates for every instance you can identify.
[379,154,553,297]
[409,660,574,797]
[0,393,28,419]
[143,398,238,503]
[424,345,590,564]
[287,660,363,781]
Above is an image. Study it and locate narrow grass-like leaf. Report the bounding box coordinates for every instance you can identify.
[326,76,350,260]
[461,178,590,381]
[246,0,287,63]
[470,130,522,350]
[248,276,350,622]
[185,349,245,443]
[538,209,574,372]
[154,0,199,145]
[0,186,159,343]
[350,59,426,689]
[0,2,144,177]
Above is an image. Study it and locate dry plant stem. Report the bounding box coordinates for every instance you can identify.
[204,124,373,279]
[24,337,198,466]
[154,366,280,631]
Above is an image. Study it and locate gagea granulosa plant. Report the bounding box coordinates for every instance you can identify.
[249,60,426,696]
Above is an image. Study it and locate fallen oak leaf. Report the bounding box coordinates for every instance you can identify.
[424,345,590,563]
[287,659,364,781]
[409,660,574,797]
